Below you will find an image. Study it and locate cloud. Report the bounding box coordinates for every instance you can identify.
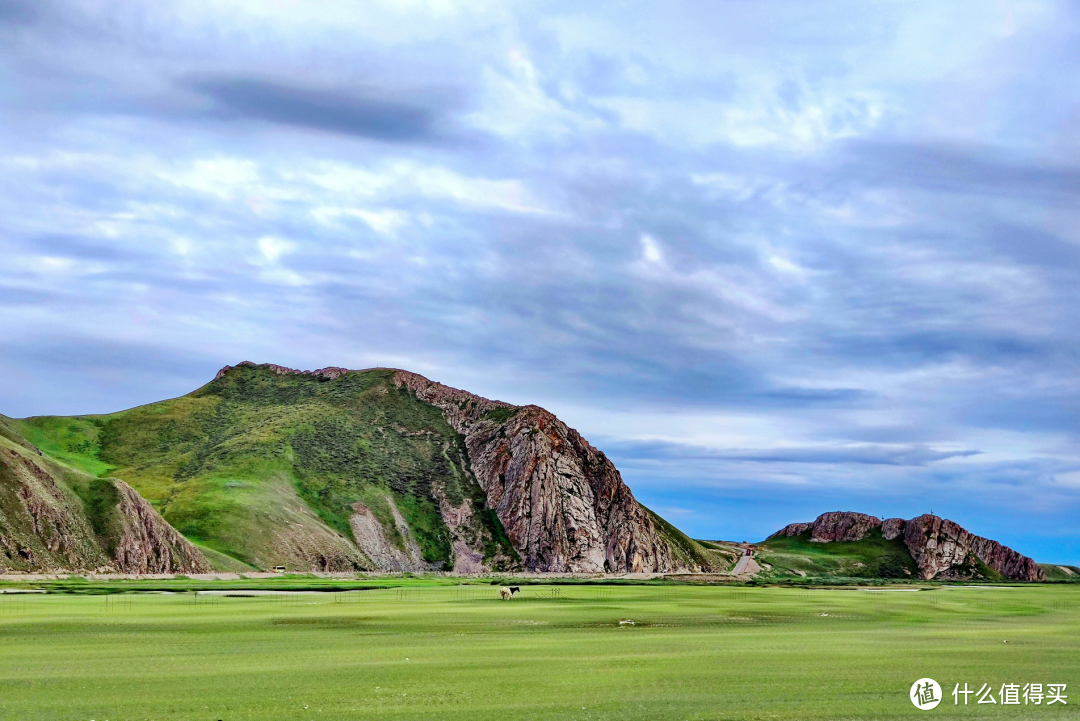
[640,233,663,264]
[608,439,981,468]
[189,77,442,142]
[1,0,1080,559]
[257,236,295,262]
[0,0,39,25]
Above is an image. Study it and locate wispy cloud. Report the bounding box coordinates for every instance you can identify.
[2,0,1079,561]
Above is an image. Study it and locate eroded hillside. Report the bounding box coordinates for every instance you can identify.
[0,416,210,574]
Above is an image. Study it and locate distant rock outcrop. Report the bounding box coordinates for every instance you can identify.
[394,370,702,573]
[770,511,1045,581]
[881,518,906,540]
[214,361,348,381]
[774,522,812,538]
[900,515,1044,581]
[808,511,882,542]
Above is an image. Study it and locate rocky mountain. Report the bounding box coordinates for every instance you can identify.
[4,362,725,574]
[395,371,715,572]
[0,416,211,574]
[771,511,1045,581]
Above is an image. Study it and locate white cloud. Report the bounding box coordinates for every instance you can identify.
[312,207,410,235]
[257,236,295,262]
[157,158,261,200]
[598,87,888,151]
[640,233,663,264]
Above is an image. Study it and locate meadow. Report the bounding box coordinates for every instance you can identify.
[0,582,1077,720]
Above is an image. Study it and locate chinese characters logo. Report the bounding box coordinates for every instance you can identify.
[911,678,942,710]
[910,679,1067,710]
[953,682,1067,706]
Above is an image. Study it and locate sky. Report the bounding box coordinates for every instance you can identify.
[2,0,1079,563]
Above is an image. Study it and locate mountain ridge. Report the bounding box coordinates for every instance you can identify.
[3,362,729,575]
[2,362,1056,579]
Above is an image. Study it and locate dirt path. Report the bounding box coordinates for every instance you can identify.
[732,555,760,575]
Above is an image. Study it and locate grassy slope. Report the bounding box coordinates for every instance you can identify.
[643,507,736,571]
[757,529,921,581]
[1040,563,1080,582]
[7,415,115,477]
[0,584,1077,720]
[13,366,516,571]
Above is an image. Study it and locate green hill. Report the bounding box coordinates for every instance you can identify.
[642,509,739,571]
[1039,563,1080,582]
[11,365,519,572]
[756,529,920,581]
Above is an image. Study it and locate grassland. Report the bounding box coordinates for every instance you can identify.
[0,582,1077,720]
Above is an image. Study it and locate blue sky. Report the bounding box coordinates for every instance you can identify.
[2,1,1079,563]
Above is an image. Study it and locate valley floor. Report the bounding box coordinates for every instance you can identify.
[0,583,1078,720]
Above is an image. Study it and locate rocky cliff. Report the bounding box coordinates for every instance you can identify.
[772,512,883,543]
[770,511,1044,581]
[0,422,211,574]
[900,515,1045,581]
[394,370,712,573]
[109,479,213,574]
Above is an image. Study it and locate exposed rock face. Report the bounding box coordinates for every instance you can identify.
[1,446,105,571]
[903,514,1045,581]
[770,511,1045,581]
[771,512,882,542]
[809,512,882,542]
[214,360,348,381]
[394,370,690,573]
[110,480,213,574]
[0,443,210,574]
[348,498,426,572]
[881,518,906,540]
[430,479,514,574]
[774,522,811,538]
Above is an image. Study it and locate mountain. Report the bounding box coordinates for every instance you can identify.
[5,362,727,574]
[0,415,211,574]
[763,511,1045,581]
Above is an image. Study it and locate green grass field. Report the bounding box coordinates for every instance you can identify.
[0,582,1077,720]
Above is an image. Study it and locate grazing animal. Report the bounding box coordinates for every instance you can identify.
[500,587,512,600]
[509,586,520,596]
